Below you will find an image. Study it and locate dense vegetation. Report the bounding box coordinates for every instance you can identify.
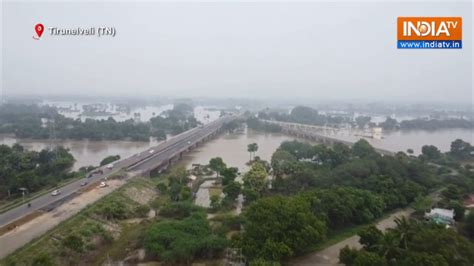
[100,155,120,166]
[144,211,228,263]
[0,144,75,200]
[238,139,471,263]
[258,106,351,126]
[340,218,474,265]
[257,105,473,130]
[381,117,474,130]
[0,103,199,141]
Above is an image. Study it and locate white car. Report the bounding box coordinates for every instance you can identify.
[51,190,60,196]
[106,163,114,169]
[149,149,155,154]
[99,182,108,188]
[187,141,192,144]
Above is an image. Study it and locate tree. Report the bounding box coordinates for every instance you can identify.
[247,143,259,161]
[421,145,441,160]
[223,181,241,201]
[450,139,472,159]
[379,117,398,130]
[407,148,414,155]
[359,225,383,251]
[412,195,432,214]
[464,211,474,238]
[221,167,238,186]
[242,196,326,261]
[339,246,359,265]
[352,139,377,158]
[209,157,227,178]
[100,155,120,166]
[448,200,465,221]
[243,162,268,203]
[271,149,297,177]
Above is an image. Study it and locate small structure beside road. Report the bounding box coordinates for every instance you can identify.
[425,208,455,225]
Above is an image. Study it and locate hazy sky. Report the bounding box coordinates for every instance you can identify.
[1,1,472,103]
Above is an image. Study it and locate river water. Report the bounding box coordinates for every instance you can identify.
[0,127,471,172]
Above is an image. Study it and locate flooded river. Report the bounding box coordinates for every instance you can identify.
[1,127,472,172]
[314,128,472,155]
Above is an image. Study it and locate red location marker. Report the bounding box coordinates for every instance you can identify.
[35,23,44,38]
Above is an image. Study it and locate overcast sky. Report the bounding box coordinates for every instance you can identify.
[1,1,472,103]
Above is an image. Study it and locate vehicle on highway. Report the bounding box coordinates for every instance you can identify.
[106,163,114,169]
[149,149,155,154]
[80,181,88,186]
[187,141,192,144]
[51,190,61,196]
[99,182,108,188]
[88,169,104,178]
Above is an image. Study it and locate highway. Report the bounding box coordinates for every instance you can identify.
[0,116,234,228]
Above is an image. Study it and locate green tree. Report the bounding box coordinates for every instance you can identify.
[242,196,326,261]
[352,139,377,158]
[209,157,227,178]
[247,143,259,161]
[271,149,297,177]
[221,167,238,186]
[464,211,474,238]
[421,145,441,160]
[100,155,120,166]
[448,200,465,221]
[223,181,242,201]
[358,225,383,251]
[243,162,268,203]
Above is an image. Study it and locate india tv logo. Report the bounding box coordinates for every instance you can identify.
[397,17,462,49]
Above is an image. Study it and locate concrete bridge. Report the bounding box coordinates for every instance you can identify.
[261,119,395,156]
[128,116,233,176]
[0,115,236,228]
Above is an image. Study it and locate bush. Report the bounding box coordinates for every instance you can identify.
[134,205,151,218]
[62,234,84,253]
[159,202,203,219]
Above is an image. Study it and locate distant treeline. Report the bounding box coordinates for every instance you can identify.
[257,105,473,130]
[258,106,352,126]
[0,103,199,141]
[380,117,474,130]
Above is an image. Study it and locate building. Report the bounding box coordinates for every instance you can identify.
[425,208,455,225]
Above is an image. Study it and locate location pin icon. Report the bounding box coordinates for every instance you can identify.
[35,23,44,38]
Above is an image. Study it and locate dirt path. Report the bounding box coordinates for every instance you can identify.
[290,208,414,266]
[0,179,126,258]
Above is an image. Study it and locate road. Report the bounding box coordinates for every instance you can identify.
[290,208,414,265]
[0,116,234,228]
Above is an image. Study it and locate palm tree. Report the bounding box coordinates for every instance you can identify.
[247,143,258,161]
[374,231,403,260]
[390,216,417,249]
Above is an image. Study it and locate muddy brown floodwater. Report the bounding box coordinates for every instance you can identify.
[178,128,310,171]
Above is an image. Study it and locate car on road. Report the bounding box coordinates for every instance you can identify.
[51,190,61,196]
[187,141,192,144]
[149,149,155,154]
[80,181,88,186]
[106,163,114,169]
[99,182,108,188]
